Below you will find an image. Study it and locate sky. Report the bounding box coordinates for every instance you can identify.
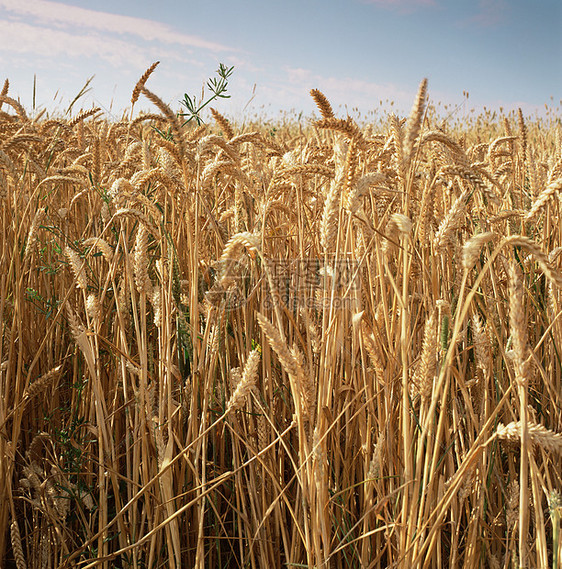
[0,0,560,122]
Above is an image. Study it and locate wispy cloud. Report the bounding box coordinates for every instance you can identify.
[463,0,509,28]
[0,0,242,112]
[0,0,234,52]
[282,67,416,114]
[359,0,437,14]
[0,20,161,68]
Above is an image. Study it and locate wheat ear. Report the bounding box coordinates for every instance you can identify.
[226,349,261,412]
[320,177,341,252]
[471,313,491,375]
[414,309,438,399]
[525,178,562,220]
[24,207,45,260]
[25,365,62,400]
[508,262,530,382]
[501,235,562,289]
[315,117,367,148]
[131,61,160,107]
[310,89,335,119]
[10,518,27,569]
[0,94,28,122]
[0,78,8,101]
[462,232,494,270]
[65,246,88,290]
[434,191,468,250]
[402,78,428,171]
[210,107,234,140]
[68,107,102,128]
[496,422,562,454]
[140,86,186,158]
[256,312,299,377]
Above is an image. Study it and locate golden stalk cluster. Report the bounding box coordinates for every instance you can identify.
[0,71,561,568]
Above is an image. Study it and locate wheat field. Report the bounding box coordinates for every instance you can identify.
[1,70,562,569]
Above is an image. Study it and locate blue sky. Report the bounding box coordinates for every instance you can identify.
[0,0,560,121]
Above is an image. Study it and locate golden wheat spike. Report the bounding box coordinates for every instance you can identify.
[310,88,334,119]
[210,107,234,140]
[131,61,160,107]
[402,77,428,169]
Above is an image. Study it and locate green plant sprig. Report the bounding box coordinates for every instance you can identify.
[178,63,234,126]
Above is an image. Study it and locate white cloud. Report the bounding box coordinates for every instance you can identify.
[0,0,234,52]
[0,20,155,68]
[0,0,241,109]
[0,0,239,115]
